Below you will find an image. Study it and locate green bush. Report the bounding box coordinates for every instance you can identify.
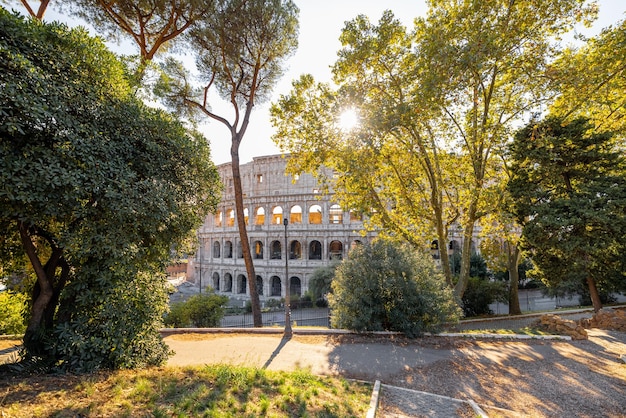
[0,291,27,335]
[461,277,508,317]
[51,269,172,372]
[308,263,338,300]
[265,298,283,309]
[329,240,461,337]
[164,290,229,328]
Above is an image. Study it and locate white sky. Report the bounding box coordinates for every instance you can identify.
[11,0,626,165]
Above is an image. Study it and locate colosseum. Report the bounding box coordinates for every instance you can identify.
[192,154,378,303]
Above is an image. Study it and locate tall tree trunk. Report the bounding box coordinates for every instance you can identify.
[19,221,55,352]
[506,242,522,315]
[434,203,454,287]
[586,276,603,313]
[454,202,478,300]
[231,143,263,327]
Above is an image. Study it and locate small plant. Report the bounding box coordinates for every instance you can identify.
[164,290,229,328]
[0,291,27,335]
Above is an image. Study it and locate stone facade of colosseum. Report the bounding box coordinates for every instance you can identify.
[191,154,377,303]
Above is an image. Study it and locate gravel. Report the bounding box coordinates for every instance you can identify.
[376,329,626,417]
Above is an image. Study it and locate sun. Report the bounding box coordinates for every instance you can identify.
[338,109,359,131]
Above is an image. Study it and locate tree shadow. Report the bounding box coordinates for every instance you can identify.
[262,334,292,369]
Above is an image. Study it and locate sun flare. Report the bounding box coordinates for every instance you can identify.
[339,109,359,131]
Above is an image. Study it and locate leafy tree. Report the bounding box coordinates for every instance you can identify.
[157,0,299,327]
[551,18,626,137]
[165,290,229,328]
[413,0,596,299]
[272,1,597,301]
[272,14,460,289]
[329,240,460,337]
[308,262,338,302]
[0,10,220,370]
[508,117,626,312]
[62,0,213,82]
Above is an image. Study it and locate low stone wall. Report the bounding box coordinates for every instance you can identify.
[535,314,588,340]
[536,307,626,340]
[579,307,626,332]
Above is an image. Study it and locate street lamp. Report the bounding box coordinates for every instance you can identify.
[283,217,292,336]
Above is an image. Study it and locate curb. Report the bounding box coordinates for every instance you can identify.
[366,380,381,418]
[161,327,573,341]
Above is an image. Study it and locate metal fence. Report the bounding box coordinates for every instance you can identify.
[220,307,330,328]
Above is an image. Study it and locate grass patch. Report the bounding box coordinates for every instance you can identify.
[0,365,371,417]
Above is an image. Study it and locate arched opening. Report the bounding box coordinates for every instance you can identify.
[289,240,302,259]
[237,241,243,258]
[226,208,235,227]
[309,240,322,260]
[256,275,263,296]
[272,206,283,225]
[290,205,302,224]
[224,241,233,258]
[213,241,220,258]
[270,240,282,259]
[255,206,265,225]
[271,276,282,296]
[329,240,343,260]
[290,276,301,297]
[349,240,361,253]
[212,272,220,291]
[431,239,440,259]
[214,211,223,227]
[253,240,263,259]
[224,273,233,292]
[329,204,343,224]
[309,204,322,224]
[237,274,247,294]
[349,210,362,222]
[244,208,249,225]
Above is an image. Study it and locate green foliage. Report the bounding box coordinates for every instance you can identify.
[508,117,626,308]
[271,1,597,301]
[0,9,221,371]
[164,291,229,328]
[53,272,172,372]
[308,262,338,301]
[329,240,461,337]
[461,277,508,317]
[0,291,27,335]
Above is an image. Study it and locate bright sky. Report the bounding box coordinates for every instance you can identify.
[13,0,626,165]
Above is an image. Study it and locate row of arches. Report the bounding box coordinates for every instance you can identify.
[211,239,356,261]
[209,272,302,298]
[430,239,477,259]
[214,203,362,227]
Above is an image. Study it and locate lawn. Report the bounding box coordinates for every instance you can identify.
[0,364,371,417]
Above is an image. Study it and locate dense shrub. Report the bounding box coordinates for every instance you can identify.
[308,263,338,300]
[0,291,27,335]
[329,240,461,337]
[164,291,229,328]
[461,277,508,317]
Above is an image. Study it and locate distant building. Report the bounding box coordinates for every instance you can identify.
[191,154,376,302]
